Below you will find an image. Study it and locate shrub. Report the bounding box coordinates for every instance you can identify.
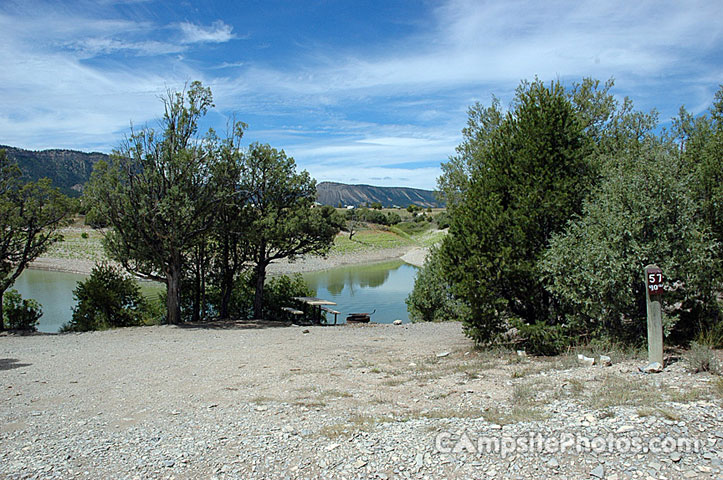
[207,271,313,320]
[541,144,721,345]
[386,212,401,225]
[64,263,148,331]
[406,247,469,323]
[685,342,721,374]
[263,273,314,320]
[2,289,42,331]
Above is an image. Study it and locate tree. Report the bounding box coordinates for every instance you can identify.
[0,150,73,330]
[85,81,224,325]
[208,124,251,319]
[241,143,344,319]
[438,79,592,344]
[541,142,721,345]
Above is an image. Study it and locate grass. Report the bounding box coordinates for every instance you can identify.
[636,407,681,421]
[591,376,663,409]
[44,226,107,261]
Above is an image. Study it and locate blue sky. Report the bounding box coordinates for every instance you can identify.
[1,0,721,190]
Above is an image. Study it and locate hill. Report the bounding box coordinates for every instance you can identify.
[316,181,442,208]
[0,145,109,197]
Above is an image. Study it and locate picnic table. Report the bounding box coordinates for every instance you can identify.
[292,296,338,325]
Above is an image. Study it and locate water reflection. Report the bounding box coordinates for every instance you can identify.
[303,260,417,324]
[15,259,418,332]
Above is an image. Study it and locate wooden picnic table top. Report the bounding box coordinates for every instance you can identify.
[292,296,337,306]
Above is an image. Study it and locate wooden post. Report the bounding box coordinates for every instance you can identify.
[644,265,664,365]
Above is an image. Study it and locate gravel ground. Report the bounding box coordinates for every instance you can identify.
[1,322,721,479]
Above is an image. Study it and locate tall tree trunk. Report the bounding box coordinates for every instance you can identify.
[166,265,182,325]
[219,237,232,320]
[253,261,267,320]
[0,290,4,332]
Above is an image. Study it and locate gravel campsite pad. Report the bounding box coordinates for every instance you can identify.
[1,322,721,479]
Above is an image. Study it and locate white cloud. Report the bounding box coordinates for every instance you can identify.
[178,20,236,44]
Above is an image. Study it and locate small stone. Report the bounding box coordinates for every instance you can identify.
[579,355,595,366]
[640,362,663,373]
[255,405,268,412]
[163,460,175,468]
[547,457,559,468]
[302,329,310,334]
[599,355,612,366]
[354,459,367,468]
[393,320,402,325]
[325,443,340,452]
[436,352,450,358]
[516,350,527,357]
[590,464,604,478]
[616,425,634,434]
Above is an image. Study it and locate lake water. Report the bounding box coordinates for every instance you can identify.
[302,260,418,324]
[12,269,164,333]
[13,260,418,332]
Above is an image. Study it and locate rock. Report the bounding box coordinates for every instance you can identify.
[615,425,634,434]
[547,457,559,468]
[670,452,682,463]
[302,329,310,334]
[393,320,402,325]
[255,405,268,412]
[163,460,175,468]
[640,362,663,373]
[436,352,450,358]
[590,464,604,478]
[353,459,368,468]
[325,443,340,452]
[599,355,612,366]
[579,355,595,366]
[516,350,527,357]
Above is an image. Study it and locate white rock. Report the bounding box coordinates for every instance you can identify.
[436,352,450,358]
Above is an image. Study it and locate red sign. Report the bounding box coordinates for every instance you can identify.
[646,267,663,296]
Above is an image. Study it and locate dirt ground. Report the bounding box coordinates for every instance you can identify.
[1,322,721,479]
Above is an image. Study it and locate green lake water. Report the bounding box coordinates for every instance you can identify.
[14,260,418,333]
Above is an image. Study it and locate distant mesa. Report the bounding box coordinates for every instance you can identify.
[316,181,443,208]
[0,145,443,206]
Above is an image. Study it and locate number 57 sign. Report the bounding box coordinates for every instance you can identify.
[646,266,663,296]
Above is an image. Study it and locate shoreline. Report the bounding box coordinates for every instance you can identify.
[29,244,430,277]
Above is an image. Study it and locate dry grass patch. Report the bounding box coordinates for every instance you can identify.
[591,376,662,409]
[636,407,681,421]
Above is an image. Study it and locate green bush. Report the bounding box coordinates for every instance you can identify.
[207,271,313,320]
[3,289,42,331]
[263,274,314,320]
[541,144,721,345]
[386,212,401,225]
[406,247,469,323]
[64,263,148,331]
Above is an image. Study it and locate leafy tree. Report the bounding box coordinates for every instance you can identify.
[541,142,721,345]
[85,82,224,324]
[3,289,42,331]
[241,143,344,319]
[439,79,592,344]
[208,126,250,319]
[65,262,149,331]
[370,201,383,210]
[0,150,73,330]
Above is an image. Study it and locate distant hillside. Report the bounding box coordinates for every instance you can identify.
[316,181,443,208]
[0,145,108,197]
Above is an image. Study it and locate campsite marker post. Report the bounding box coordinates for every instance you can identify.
[644,265,664,366]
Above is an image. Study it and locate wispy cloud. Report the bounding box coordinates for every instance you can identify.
[0,0,721,189]
[178,20,236,44]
